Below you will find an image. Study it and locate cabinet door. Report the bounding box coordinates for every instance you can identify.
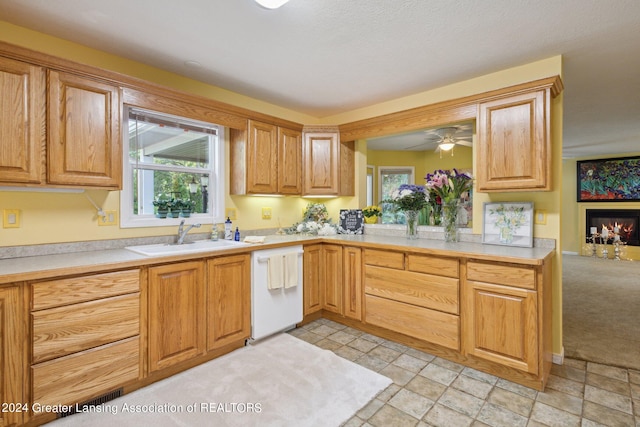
[206,254,251,351]
[321,244,343,314]
[463,281,538,374]
[303,132,339,196]
[247,120,278,193]
[477,90,550,191]
[0,286,23,427]
[0,57,45,184]
[148,261,205,372]
[343,246,362,321]
[278,127,302,194]
[48,71,121,188]
[303,244,322,315]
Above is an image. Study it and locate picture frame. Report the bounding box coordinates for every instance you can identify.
[482,202,534,248]
[337,209,364,235]
[577,156,640,202]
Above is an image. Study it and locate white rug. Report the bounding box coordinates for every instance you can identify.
[47,333,392,427]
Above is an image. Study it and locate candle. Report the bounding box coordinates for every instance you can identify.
[601,226,608,239]
[590,227,597,234]
[614,226,619,233]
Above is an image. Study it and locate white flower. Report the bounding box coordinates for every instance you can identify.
[317,223,337,235]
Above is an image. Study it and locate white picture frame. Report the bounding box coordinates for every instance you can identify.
[482,202,534,248]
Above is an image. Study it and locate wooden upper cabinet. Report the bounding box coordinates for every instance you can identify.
[0,57,45,185]
[48,70,122,189]
[303,130,340,196]
[278,126,302,194]
[476,89,550,192]
[230,120,302,195]
[246,120,278,193]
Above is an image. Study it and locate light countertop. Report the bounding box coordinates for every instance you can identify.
[0,234,555,285]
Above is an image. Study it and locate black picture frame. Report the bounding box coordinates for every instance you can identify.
[337,209,364,235]
[577,156,640,202]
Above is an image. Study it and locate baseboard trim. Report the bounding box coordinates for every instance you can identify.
[553,347,565,365]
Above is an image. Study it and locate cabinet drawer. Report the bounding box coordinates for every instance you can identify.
[32,269,140,310]
[365,295,459,350]
[364,249,404,269]
[32,293,140,363]
[467,261,536,290]
[32,337,140,409]
[365,265,459,314]
[407,254,459,278]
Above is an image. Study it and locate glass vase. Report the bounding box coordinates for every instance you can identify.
[441,200,460,242]
[404,210,420,240]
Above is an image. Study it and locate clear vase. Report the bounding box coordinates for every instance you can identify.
[404,210,420,239]
[441,200,460,242]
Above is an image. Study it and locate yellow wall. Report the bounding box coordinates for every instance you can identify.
[562,152,640,260]
[0,22,565,356]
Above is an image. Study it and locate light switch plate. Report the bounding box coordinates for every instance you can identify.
[3,209,20,228]
[262,207,272,220]
[534,209,547,225]
[98,210,117,226]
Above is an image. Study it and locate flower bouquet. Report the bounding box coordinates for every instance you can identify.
[424,169,473,242]
[383,184,429,239]
[286,203,337,235]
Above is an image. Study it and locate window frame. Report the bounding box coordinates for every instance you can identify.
[120,105,225,228]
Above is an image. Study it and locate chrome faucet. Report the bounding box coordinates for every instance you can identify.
[176,219,201,244]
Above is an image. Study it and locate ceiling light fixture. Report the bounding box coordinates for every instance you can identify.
[438,142,455,152]
[255,0,290,9]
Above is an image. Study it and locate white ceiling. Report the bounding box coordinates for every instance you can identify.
[1,0,639,158]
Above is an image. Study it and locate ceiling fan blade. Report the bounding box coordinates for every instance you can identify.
[456,140,473,147]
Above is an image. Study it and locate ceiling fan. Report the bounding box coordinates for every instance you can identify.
[406,126,473,155]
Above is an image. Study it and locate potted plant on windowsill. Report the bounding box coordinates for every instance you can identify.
[152,198,171,218]
[177,199,196,218]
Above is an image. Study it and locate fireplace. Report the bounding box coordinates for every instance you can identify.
[585,209,640,246]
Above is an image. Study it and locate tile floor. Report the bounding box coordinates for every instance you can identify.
[289,318,640,427]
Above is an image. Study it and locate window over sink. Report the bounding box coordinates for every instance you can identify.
[120,106,225,227]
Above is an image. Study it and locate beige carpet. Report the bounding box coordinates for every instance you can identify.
[563,254,640,370]
[46,333,391,427]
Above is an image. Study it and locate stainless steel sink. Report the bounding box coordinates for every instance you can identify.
[125,239,249,256]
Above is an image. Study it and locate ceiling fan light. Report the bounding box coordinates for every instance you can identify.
[439,143,455,151]
[255,0,290,9]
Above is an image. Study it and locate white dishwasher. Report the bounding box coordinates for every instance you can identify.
[250,245,304,341]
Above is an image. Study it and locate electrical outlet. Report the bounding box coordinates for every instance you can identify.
[534,209,547,225]
[262,207,272,220]
[3,209,20,228]
[98,210,117,226]
[225,208,237,220]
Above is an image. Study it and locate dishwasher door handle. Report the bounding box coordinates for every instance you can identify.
[256,250,304,263]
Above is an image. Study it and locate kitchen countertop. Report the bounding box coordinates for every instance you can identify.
[0,234,554,285]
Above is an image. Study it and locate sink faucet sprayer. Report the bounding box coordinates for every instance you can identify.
[176,219,201,245]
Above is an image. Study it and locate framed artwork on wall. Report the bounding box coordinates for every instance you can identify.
[577,156,640,202]
[482,202,534,248]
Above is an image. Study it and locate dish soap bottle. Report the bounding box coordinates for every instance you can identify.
[234,227,240,242]
[224,217,233,240]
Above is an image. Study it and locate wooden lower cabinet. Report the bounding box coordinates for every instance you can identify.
[28,270,141,423]
[303,244,363,321]
[321,244,343,314]
[462,281,538,374]
[343,246,362,321]
[303,244,322,315]
[148,261,205,372]
[0,285,23,427]
[206,254,251,351]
